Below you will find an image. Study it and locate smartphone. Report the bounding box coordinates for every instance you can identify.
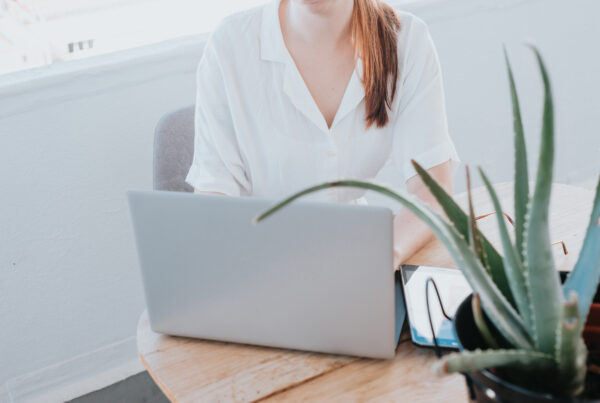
[399,267,584,349]
[400,265,472,349]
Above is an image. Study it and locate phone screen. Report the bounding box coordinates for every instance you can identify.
[400,265,472,349]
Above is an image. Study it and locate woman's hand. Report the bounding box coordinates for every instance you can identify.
[392,160,453,269]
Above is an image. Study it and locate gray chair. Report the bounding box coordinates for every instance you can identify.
[153,106,195,192]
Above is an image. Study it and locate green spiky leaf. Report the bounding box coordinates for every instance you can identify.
[472,293,500,349]
[411,160,515,307]
[433,348,554,375]
[555,292,588,396]
[479,168,534,336]
[524,47,563,354]
[563,175,600,321]
[466,167,489,272]
[505,47,530,262]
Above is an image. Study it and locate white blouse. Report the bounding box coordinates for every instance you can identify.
[185,0,459,204]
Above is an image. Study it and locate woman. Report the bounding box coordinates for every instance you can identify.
[185,0,459,269]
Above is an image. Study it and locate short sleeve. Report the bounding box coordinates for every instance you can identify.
[185,37,251,196]
[392,18,460,182]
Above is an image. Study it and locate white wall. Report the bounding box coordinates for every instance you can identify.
[0,37,204,402]
[429,0,600,190]
[1,0,599,401]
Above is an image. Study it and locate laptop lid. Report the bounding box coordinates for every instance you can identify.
[128,190,398,359]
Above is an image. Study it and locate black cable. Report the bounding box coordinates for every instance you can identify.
[425,277,451,358]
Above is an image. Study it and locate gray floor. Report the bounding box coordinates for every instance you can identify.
[67,372,169,403]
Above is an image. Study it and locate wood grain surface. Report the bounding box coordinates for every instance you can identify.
[137,183,595,402]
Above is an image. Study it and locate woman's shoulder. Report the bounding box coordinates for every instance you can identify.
[389,10,443,111]
[394,10,439,72]
[205,4,265,57]
[394,10,433,50]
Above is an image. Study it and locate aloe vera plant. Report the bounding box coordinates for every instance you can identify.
[254,47,600,397]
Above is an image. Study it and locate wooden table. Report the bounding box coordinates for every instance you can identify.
[137,183,595,402]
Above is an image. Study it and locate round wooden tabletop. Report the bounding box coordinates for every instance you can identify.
[137,183,595,402]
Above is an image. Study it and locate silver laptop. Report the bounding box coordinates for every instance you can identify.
[127,190,405,359]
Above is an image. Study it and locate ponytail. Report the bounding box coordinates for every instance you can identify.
[351,0,401,128]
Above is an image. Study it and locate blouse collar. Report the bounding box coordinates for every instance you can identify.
[260,0,366,133]
[260,0,288,64]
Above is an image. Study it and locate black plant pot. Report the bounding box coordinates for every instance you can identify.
[453,295,600,403]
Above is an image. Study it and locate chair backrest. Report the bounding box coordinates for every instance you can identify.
[153,106,195,192]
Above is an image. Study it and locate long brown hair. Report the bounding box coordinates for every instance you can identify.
[351,0,401,129]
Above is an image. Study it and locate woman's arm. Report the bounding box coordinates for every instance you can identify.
[185,34,250,196]
[392,159,453,269]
